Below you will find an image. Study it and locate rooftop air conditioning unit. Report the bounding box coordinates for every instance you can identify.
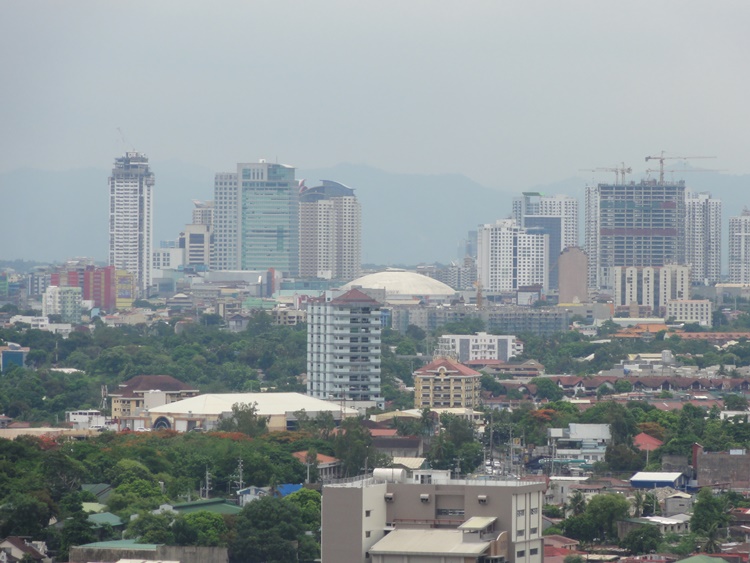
[420,494,430,503]
[478,495,488,504]
[385,493,394,502]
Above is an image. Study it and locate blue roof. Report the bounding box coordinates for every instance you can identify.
[277,483,303,497]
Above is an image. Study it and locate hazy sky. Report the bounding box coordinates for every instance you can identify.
[1,1,748,189]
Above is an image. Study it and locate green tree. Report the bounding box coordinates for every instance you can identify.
[285,488,322,533]
[724,394,749,411]
[173,511,229,547]
[59,511,97,560]
[620,524,662,554]
[585,493,630,541]
[691,487,730,535]
[125,512,176,544]
[230,496,312,563]
[531,378,564,401]
[0,492,52,538]
[567,490,587,516]
[614,379,634,393]
[217,402,268,437]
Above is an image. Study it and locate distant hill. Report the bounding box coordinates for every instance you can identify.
[1,161,747,267]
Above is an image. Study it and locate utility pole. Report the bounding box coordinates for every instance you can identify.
[202,466,212,499]
[234,458,244,493]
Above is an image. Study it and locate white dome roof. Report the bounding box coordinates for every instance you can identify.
[343,269,456,296]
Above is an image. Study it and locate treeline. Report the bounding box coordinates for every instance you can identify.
[0,313,308,422]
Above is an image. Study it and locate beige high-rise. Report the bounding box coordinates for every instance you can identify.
[299,180,361,281]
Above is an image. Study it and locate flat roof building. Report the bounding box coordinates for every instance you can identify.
[322,469,545,563]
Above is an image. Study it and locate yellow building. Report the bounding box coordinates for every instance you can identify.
[414,357,481,409]
[110,375,200,429]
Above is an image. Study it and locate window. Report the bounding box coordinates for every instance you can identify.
[530,548,539,555]
[517,530,525,537]
[365,531,371,538]
[516,509,525,517]
[365,510,371,517]
[531,527,538,534]
[530,507,539,515]
[517,551,525,558]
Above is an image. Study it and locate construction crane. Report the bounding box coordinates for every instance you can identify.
[645,168,725,183]
[645,151,716,184]
[579,162,632,184]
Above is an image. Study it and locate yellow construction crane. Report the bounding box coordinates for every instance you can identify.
[645,151,716,184]
[580,162,632,184]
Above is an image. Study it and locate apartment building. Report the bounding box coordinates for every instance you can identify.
[666,299,712,327]
[437,332,523,363]
[322,469,545,563]
[413,357,481,409]
[477,220,548,293]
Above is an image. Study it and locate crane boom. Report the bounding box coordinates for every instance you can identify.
[645,151,716,184]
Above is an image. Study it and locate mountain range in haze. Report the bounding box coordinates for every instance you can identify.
[1,161,747,267]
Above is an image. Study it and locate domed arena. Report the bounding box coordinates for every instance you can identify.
[342,268,456,301]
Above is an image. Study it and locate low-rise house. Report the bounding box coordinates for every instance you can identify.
[292,450,342,481]
[109,375,200,430]
[664,492,693,517]
[548,423,611,464]
[0,537,50,562]
[617,515,691,540]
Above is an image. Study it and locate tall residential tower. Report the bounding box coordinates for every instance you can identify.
[108,152,154,296]
[685,192,722,285]
[729,209,750,284]
[477,220,548,293]
[299,180,361,281]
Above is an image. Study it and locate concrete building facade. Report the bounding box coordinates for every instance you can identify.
[322,469,545,563]
[109,152,154,296]
[558,247,589,303]
[611,265,691,316]
[413,357,482,409]
[666,299,712,326]
[307,289,383,409]
[477,220,548,293]
[729,210,750,285]
[685,192,722,285]
[299,180,361,281]
[42,285,82,323]
[585,181,686,290]
[513,193,579,290]
[437,332,523,363]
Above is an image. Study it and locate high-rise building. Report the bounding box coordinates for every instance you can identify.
[513,193,578,290]
[212,161,299,275]
[413,357,481,409]
[179,224,213,269]
[585,181,686,290]
[299,180,361,281]
[42,285,82,323]
[558,247,589,303]
[685,192,722,285]
[213,172,239,271]
[729,209,750,284]
[611,265,690,316]
[109,152,154,296]
[307,288,383,409]
[477,220,548,292]
[191,200,214,226]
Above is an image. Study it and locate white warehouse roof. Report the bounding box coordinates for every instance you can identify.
[147,392,359,417]
[629,472,683,482]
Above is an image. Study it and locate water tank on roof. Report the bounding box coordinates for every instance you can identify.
[373,468,406,483]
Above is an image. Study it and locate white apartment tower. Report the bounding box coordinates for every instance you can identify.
[191,200,214,226]
[685,192,722,284]
[477,220,548,292]
[729,209,750,284]
[108,152,154,296]
[307,289,383,409]
[299,180,361,281]
[512,193,578,290]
